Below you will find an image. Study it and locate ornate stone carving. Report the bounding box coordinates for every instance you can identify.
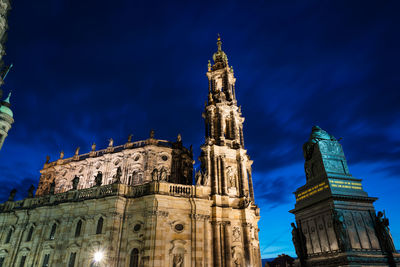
[172,254,183,267]
[232,226,241,242]
[145,210,169,218]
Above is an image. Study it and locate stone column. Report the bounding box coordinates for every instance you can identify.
[216,156,222,195]
[248,168,255,202]
[210,110,215,140]
[204,216,212,267]
[232,112,240,142]
[223,221,232,267]
[212,155,218,195]
[220,112,225,142]
[239,157,247,197]
[220,156,227,195]
[212,221,222,267]
[239,126,244,147]
[206,149,211,186]
[242,223,252,266]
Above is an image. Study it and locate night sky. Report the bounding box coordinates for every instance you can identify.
[1,0,399,259]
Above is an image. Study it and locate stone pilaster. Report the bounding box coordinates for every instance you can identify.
[223,221,232,267]
[242,222,252,267]
[212,221,222,267]
[220,156,228,195]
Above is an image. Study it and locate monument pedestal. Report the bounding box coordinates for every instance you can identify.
[290,126,400,267]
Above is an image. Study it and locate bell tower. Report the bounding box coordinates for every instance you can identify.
[198,35,254,200]
[196,36,261,267]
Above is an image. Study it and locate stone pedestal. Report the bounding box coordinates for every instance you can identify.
[290,126,400,267]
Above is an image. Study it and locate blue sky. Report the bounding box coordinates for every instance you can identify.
[0,0,399,259]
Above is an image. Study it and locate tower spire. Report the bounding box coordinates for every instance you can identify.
[217,33,222,51]
[200,38,254,201]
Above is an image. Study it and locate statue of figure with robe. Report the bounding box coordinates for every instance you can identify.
[72,176,79,190]
[333,209,351,252]
[375,211,396,253]
[152,169,158,181]
[95,171,103,186]
[114,167,122,184]
[173,254,183,267]
[291,222,307,266]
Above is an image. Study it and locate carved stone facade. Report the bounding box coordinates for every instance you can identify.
[0,38,261,267]
[36,136,194,196]
[290,126,400,267]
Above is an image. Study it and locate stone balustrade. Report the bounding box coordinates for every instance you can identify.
[0,182,211,213]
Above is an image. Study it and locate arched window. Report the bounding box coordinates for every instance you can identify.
[26,226,34,242]
[68,252,76,267]
[129,248,139,267]
[75,220,82,237]
[19,255,27,267]
[96,217,103,234]
[49,223,57,240]
[5,229,12,244]
[42,253,50,267]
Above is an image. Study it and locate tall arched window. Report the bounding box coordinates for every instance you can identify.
[26,226,34,242]
[5,229,12,244]
[129,248,139,267]
[19,255,26,267]
[49,223,57,240]
[68,252,76,267]
[75,220,82,237]
[96,217,103,234]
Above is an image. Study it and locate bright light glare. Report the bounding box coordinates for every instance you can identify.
[94,251,104,262]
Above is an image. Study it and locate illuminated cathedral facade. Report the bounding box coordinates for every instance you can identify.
[0,37,262,267]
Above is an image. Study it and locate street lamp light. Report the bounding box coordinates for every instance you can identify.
[94,251,104,262]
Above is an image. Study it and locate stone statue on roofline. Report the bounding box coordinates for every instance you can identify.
[8,188,16,201]
[27,185,35,198]
[74,147,80,156]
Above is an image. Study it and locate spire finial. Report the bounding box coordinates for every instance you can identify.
[217,34,222,51]
[4,91,11,103]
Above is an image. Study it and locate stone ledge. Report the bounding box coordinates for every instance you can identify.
[0,182,212,213]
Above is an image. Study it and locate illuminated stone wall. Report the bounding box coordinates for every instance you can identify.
[36,138,194,196]
[0,182,260,267]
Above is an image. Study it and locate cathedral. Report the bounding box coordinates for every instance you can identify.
[0,36,262,267]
